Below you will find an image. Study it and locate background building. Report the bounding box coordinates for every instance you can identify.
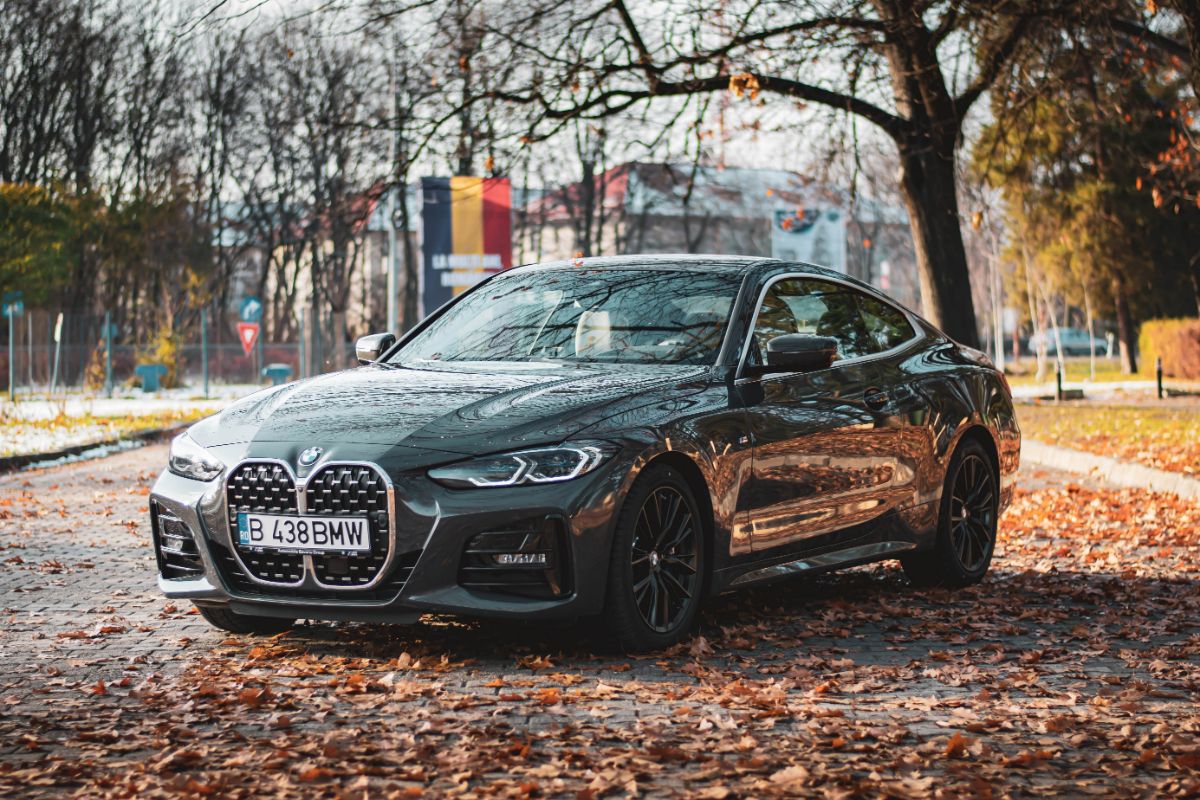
[517,163,920,308]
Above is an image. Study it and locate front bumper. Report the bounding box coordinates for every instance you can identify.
[149,446,633,623]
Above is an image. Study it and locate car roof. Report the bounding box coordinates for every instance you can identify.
[513,254,778,274]
[507,254,902,308]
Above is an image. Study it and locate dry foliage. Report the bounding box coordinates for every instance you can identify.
[1018,402,1200,476]
[0,451,1197,798]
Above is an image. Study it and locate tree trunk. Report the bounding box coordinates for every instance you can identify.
[1190,251,1200,316]
[896,142,980,348]
[399,182,420,332]
[1111,273,1138,374]
[1083,285,1096,381]
[578,159,595,257]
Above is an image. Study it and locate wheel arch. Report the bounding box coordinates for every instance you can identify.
[955,424,1000,480]
[639,451,716,598]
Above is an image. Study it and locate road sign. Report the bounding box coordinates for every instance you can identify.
[237,322,260,357]
[1,290,23,318]
[239,296,263,323]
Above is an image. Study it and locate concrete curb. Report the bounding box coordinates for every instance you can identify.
[0,423,187,475]
[1021,439,1200,500]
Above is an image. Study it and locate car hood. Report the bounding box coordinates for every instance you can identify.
[189,361,711,457]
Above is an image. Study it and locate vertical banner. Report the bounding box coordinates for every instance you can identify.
[421,176,512,316]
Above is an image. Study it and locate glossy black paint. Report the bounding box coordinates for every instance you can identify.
[151,255,1020,624]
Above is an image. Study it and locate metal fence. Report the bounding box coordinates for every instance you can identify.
[0,309,356,397]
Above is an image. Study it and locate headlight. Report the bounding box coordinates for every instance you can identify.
[428,442,618,488]
[168,432,225,482]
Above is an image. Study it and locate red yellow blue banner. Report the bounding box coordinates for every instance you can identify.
[421,176,512,315]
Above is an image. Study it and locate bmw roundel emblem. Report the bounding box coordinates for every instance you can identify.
[298,447,323,467]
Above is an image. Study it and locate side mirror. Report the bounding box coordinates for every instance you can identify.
[356,332,396,364]
[762,334,838,374]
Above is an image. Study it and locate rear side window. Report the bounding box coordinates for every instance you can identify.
[856,294,916,352]
[748,277,916,367]
[750,278,876,362]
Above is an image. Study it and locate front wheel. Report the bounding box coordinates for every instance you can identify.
[902,439,998,588]
[603,466,706,652]
[196,605,295,635]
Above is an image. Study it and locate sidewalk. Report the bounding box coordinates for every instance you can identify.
[1021,438,1200,500]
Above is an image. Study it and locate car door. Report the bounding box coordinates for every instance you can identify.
[853,291,937,512]
[740,276,898,553]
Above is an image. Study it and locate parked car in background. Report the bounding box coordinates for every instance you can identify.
[150,256,1020,651]
[1027,327,1108,357]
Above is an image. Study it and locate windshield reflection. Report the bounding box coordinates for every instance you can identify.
[390,268,741,366]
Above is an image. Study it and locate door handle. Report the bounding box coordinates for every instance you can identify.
[864,388,890,409]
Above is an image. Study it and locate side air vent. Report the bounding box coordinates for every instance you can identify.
[459,517,573,599]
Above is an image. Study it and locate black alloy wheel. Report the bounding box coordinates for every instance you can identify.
[948,452,996,573]
[604,465,706,651]
[631,485,700,633]
[901,438,998,588]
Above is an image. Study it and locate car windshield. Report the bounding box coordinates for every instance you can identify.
[390,267,741,365]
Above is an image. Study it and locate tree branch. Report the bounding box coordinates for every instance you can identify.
[1108,15,1189,59]
[954,13,1036,123]
[610,0,659,88]
[494,70,911,141]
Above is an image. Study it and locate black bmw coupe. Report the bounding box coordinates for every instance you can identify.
[151,256,1020,650]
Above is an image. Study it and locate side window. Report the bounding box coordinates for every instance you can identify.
[856,294,916,352]
[749,278,875,365]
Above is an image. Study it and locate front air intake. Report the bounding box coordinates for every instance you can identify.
[151,502,205,580]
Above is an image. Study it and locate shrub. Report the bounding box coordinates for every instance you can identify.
[1139,318,1200,380]
[83,342,106,393]
[136,323,184,389]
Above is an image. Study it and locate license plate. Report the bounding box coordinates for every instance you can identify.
[236,512,371,554]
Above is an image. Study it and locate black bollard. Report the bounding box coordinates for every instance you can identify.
[1156,357,1163,400]
[1055,361,1063,402]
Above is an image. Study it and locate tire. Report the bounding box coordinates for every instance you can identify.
[603,465,707,652]
[902,439,999,588]
[196,605,295,635]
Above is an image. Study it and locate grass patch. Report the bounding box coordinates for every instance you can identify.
[1018,402,1200,476]
[0,408,209,458]
[1005,357,1132,387]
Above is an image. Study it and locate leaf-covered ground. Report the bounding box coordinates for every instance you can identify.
[1017,401,1200,476]
[0,448,1197,798]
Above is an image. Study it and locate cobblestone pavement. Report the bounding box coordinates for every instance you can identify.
[0,446,1197,797]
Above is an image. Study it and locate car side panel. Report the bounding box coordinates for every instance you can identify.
[905,341,1021,513]
[738,360,897,553]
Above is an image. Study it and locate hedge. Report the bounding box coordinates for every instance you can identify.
[1139,318,1200,380]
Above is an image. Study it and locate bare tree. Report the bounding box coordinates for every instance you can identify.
[480,0,1086,348]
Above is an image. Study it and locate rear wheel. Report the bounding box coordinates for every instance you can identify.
[604,466,706,651]
[902,439,998,588]
[196,605,295,635]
